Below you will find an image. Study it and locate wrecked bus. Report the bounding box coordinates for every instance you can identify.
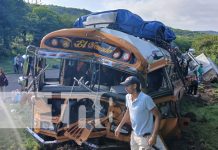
[20,10,189,149]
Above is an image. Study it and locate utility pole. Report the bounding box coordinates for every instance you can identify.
[26,0,42,4]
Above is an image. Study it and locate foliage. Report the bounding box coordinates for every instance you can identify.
[27,5,63,45]
[181,98,218,150]
[173,28,206,38]
[192,35,218,62]
[173,28,206,52]
[0,0,29,56]
[0,56,14,73]
[174,36,193,52]
[47,5,91,17]
[0,1,90,57]
[173,29,218,62]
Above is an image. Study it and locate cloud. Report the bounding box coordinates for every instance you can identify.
[41,0,218,31]
[97,0,218,31]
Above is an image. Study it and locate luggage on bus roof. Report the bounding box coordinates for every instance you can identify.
[73,9,176,43]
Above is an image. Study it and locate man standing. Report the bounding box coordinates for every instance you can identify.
[0,68,8,100]
[197,64,203,83]
[115,76,163,150]
[13,56,18,74]
[15,54,24,74]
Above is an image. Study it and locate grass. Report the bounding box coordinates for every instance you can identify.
[181,96,218,150]
[46,58,61,69]
[0,57,14,74]
[190,105,218,149]
[0,103,39,150]
[0,129,40,150]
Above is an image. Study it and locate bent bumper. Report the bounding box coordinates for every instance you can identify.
[26,127,58,144]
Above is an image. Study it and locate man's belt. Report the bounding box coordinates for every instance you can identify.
[143,133,159,150]
[143,132,151,137]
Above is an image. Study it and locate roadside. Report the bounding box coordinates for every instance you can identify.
[0,57,14,74]
[0,72,40,150]
[168,82,218,150]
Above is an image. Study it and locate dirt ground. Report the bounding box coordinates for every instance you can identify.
[168,82,218,150]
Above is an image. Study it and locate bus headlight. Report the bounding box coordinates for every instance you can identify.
[112,49,122,59]
[62,39,71,48]
[122,52,131,61]
[51,38,58,47]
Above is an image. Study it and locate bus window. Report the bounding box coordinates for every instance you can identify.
[98,66,128,86]
[147,68,164,92]
[44,58,61,84]
[147,67,173,96]
[63,60,90,86]
[62,59,131,93]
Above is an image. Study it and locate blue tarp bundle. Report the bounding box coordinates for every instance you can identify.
[73,9,176,43]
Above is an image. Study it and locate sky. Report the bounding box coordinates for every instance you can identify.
[33,0,218,31]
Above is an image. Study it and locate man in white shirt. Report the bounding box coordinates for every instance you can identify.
[115,76,162,150]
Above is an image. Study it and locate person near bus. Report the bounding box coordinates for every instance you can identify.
[15,54,24,74]
[187,75,198,97]
[115,76,163,150]
[197,64,203,83]
[13,56,18,74]
[0,68,8,100]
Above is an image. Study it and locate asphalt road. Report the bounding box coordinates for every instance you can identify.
[5,73,21,92]
[4,69,59,92]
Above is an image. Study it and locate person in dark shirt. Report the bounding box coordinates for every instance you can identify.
[0,68,7,93]
[187,75,198,96]
[197,64,203,83]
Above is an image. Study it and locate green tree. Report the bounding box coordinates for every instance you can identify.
[0,0,28,55]
[26,5,62,45]
[192,35,218,63]
[174,36,193,52]
[0,1,90,57]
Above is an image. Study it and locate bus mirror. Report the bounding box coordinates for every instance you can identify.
[18,76,27,86]
[22,54,29,60]
[26,45,37,52]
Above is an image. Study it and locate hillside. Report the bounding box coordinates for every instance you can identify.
[172,28,218,59]
[198,30,218,35]
[173,28,206,38]
[47,5,91,16]
[0,0,90,57]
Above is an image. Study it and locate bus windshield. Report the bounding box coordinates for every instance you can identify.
[42,58,131,94]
